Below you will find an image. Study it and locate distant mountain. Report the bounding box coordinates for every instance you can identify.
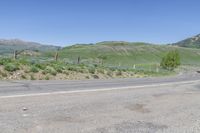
[173,34,200,48]
[0,39,60,55]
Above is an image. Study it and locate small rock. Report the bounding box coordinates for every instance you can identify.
[22,107,28,111]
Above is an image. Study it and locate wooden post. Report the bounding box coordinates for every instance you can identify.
[54,48,61,61]
[77,56,80,64]
[13,50,17,60]
[55,51,58,61]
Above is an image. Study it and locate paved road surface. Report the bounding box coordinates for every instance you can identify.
[0,73,200,132]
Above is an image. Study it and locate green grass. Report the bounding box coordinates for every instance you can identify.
[55,42,200,67]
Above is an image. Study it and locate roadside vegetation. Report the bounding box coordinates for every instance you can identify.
[0,57,173,80]
[1,41,199,80]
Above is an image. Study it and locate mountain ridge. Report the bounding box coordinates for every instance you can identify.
[0,39,60,55]
[173,34,200,48]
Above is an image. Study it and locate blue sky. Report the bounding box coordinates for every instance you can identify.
[0,0,200,46]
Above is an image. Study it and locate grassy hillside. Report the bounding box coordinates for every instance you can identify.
[1,41,200,80]
[57,42,200,67]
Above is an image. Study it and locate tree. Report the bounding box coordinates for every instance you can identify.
[160,50,180,70]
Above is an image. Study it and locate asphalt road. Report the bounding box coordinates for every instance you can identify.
[0,73,200,132]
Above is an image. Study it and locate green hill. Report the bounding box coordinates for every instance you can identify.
[58,41,200,67]
[1,39,200,67]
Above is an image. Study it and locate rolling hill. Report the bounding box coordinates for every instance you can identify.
[173,34,200,48]
[0,39,60,55]
[58,41,200,66]
[1,37,200,67]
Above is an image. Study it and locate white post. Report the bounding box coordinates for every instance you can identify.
[133,64,136,69]
[156,64,159,73]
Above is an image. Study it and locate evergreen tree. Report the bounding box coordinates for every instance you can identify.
[160,50,180,70]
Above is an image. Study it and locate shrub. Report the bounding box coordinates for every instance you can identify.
[50,70,57,76]
[107,70,113,77]
[63,70,69,75]
[78,64,86,69]
[160,50,181,70]
[35,63,46,70]
[109,67,116,72]
[18,59,30,65]
[21,74,26,79]
[30,66,39,73]
[77,69,85,73]
[42,70,46,75]
[88,68,95,74]
[97,68,104,74]
[44,66,53,73]
[116,70,122,76]
[67,66,78,72]
[0,58,12,65]
[53,65,63,73]
[0,70,7,77]
[30,60,36,65]
[92,75,99,79]
[30,74,35,80]
[44,66,57,75]
[4,63,19,72]
[45,76,50,80]
[85,75,90,79]
[94,64,98,68]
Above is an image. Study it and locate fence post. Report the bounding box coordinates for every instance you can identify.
[77,56,80,64]
[156,64,159,73]
[13,50,17,60]
[55,51,58,61]
[133,64,136,69]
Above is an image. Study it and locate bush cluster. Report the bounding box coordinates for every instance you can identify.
[4,63,19,72]
[160,50,180,70]
[0,58,12,65]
